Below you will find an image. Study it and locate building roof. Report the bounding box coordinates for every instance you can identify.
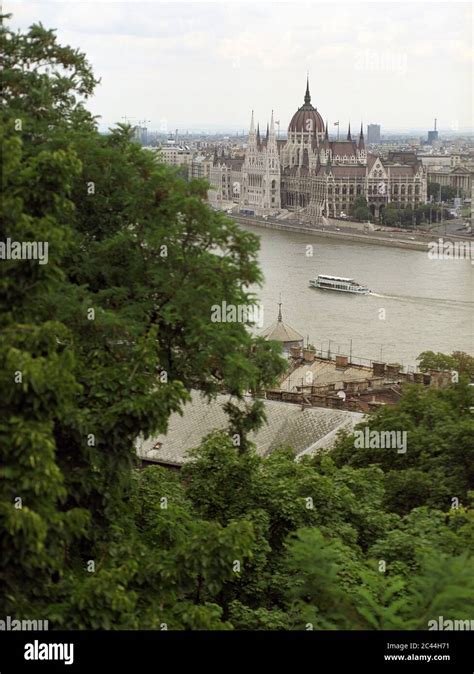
[259,303,304,343]
[329,140,358,157]
[137,390,363,466]
[288,78,324,134]
[322,165,367,178]
[280,357,373,391]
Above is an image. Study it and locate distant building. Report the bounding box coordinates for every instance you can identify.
[367,124,381,144]
[427,163,473,198]
[426,119,439,146]
[188,155,213,181]
[156,144,192,166]
[209,79,427,221]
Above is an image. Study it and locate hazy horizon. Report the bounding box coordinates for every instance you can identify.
[6,1,473,135]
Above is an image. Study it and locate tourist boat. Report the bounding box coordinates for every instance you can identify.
[309,274,370,294]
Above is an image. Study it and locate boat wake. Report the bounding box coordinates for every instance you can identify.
[369,291,473,306]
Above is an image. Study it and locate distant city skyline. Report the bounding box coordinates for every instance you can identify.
[6,1,473,134]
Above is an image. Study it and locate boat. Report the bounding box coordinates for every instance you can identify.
[309,274,370,294]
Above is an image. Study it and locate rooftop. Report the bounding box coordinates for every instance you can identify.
[137,390,363,466]
[259,302,304,344]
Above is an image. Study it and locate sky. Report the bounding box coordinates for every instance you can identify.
[5,0,473,134]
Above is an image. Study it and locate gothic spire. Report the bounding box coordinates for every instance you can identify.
[304,75,311,105]
[347,122,352,141]
[359,122,365,149]
[269,110,276,139]
[325,119,329,140]
[249,110,255,135]
[256,123,261,146]
[266,122,269,143]
[278,294,282,322]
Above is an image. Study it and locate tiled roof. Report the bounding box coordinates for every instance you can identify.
[330,141,358,157]
[137,391,363,466]
[260,319,304,343]
[367,154,379,170]
[387,165,416,176]
[280,358,372,390]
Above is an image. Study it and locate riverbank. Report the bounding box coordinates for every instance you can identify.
[231,215,470,253]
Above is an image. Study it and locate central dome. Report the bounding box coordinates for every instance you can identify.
[288,78,324,134]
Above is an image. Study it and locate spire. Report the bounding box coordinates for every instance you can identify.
[277,294,282,322]
[266,122,269,143]
[324,119,329,141]
[359,122,365,149]
[256,123,261,146]
[347,122,352,141]
[249,110,255,135]
[270,109,275,136]
[304,75,311,106]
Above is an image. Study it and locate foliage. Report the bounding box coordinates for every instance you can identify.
[2,15,472,631]
[417,350,474,379]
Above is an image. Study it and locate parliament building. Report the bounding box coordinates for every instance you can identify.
[210,79,427,221]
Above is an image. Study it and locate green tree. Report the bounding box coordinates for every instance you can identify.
[417,350,474,379]
[1,15,284,624]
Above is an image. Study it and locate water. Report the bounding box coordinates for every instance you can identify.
[240,223,473,367]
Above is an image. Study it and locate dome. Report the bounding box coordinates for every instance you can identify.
[260,303,304,344]
[288,78,324,134]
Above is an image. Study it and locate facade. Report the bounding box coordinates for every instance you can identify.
[367,124,381,144]
[427,164,473,198]
[156,144,192,166]
[210,79,427,221]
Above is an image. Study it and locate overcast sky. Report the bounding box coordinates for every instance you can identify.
[5,1,473,133]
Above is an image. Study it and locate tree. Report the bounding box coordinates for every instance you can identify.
[381,204,400,226]
[1,14,285,622]
[428,182,457,202]
[417,350,474,379]
[350,196,371,222]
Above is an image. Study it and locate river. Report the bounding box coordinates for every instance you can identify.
[240,222,474,367]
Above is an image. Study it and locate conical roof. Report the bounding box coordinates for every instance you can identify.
[260,303,304,343]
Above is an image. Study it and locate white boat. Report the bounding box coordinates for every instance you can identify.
[309,274,370,294]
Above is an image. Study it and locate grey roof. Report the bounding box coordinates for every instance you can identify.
[259,320,304,343]
[137,391,363,466]
[280,358,373,390]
